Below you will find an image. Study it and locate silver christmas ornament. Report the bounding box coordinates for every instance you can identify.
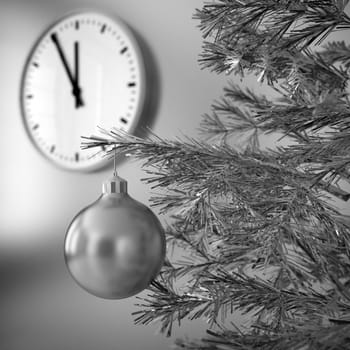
[64,174,166,299]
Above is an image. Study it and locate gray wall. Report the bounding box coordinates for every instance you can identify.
[0,0,224,349]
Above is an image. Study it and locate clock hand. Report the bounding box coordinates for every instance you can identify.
[74,41,84,108]
[51,32,84,107]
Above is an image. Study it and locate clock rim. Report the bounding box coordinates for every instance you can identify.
[20,9,147,172]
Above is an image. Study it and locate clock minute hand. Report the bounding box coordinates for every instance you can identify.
[50,33,84,107]
[74,41,84,108]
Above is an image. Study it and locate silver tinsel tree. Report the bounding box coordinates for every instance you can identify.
[84,1,350,349]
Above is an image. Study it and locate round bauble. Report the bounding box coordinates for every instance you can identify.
[64,175,166,299]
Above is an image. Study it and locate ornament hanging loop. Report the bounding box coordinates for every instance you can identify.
[113,145,117,177]
[101,145,127,194]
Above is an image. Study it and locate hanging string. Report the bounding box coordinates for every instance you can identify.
[113,145,117,177]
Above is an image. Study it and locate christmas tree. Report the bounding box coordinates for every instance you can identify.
[84,1,350,349]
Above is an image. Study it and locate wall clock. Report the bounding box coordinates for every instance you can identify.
[21,11,146,171]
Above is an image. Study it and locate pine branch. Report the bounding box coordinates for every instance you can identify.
[195,1,350,88]
[83,130,306,190]
[195,1,350,58]
[200,105,260,149]
[84,132,350,282]
[175,324,350,350]
[321,41,350,69]
[199,83,350,198]
[199,270,350,324]
[83,130,350,246]
[133,279,213,337]
[200,63,349,144]
[275,132,350,193]
[134,268,350,339]
[252,92,350,139]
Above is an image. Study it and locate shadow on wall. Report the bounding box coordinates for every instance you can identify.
[133,29,161,138]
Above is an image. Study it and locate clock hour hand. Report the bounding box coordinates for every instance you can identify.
[51,32,84,108]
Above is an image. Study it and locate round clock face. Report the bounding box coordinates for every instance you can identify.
[21,11,146,171]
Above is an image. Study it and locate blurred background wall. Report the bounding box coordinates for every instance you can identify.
[0,0,225,349]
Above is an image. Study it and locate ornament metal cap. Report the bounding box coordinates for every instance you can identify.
[102,175,128,194]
